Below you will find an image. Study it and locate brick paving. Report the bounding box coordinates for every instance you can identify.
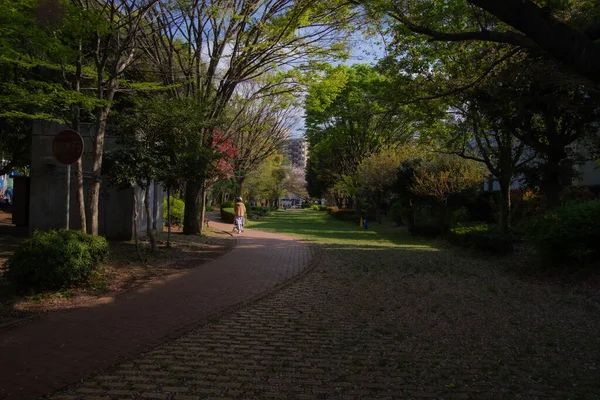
[0,219,312,400]
[49,236,600,399]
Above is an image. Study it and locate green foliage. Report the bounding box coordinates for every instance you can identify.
[220,207,235,224]
[205,205,215,212]
[221,201,235,209]
[301,203,312,209]
[312,205,320,211]
[164,196,185,226]
[522,200,600,266]
[448,223,515,254]
[4,230,109,290]
[305,64,414,197]
[247,206,271,220]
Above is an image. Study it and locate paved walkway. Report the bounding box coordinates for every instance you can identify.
[49,225,600,399]
[0,220,312,400]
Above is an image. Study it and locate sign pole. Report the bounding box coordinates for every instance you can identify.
[66,164,71,230]
[52,129,84,231]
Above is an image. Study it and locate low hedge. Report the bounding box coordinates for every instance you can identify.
[221,201,235,209]
[521,200,600,266]
[4,230,109,290]
[163,196,185,226]
[448,223,515,254]
[220,207,235,223]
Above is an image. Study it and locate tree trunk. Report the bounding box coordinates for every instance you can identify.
[183,181,201,235]
[236,176,245,198]
[199,184,208,235]
[541,151,565,208]
[145,179,156,252]
[88,75,117,235]
[498,179,511,234]
[74,158,86,233]
[72,43,86,233]
[167,187,171,248]
[133,189,142,261]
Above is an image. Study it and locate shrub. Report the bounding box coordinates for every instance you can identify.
[312,205,319,211]
[220,207,235,224]
[330,208,362,222]
[221,201,235,209]
[4,230,109,290]
[318,206,328,211]
[205,205,215,212]
[326,206,338,214]
[521,200,600,266]
[247,206,270,220]
[164,196,185,226]
[448,223,515,254]
[301,203,312,209]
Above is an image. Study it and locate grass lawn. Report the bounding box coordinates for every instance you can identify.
[247,209,434,249]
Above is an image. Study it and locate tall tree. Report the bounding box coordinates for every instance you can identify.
[142,0,354,235]
[360,0,600,84]
[305,64,413,201]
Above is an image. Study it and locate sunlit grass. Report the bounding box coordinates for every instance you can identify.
[247,209,439,250]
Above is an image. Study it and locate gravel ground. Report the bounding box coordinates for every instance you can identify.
[50,212,600,399]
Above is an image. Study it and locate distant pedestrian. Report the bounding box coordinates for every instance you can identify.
[234,197,246,234]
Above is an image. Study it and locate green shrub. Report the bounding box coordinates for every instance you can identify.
[247,206,270,220]
[318,206,328,211]
[4,230,109,290]
[448,223,515,254]
[312,205,320,211]
[205,205,215,212]
[330,209,365,223]
[164,196,185,226]
[522,200,600,266]
[221,201,235,209]
[220,207,235,224]
[301,203,312,209]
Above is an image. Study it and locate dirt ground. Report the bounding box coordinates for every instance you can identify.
[0,215,234,327]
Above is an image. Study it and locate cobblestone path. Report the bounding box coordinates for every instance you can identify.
[51,228,600,400]
[0,221,311,400]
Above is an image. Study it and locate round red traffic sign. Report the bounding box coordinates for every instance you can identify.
[53,129,84,165]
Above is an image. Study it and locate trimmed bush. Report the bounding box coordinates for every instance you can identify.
[205,205,215,212]
[221,201,235,209]
[448,223,515,254]
[522,200,600,266]
[326,206,339,214]
[4,230,109,290]
[312,205,319,211]
[163,196,185,226]
[301,203,312,209]
[247,206,270,220]
[220,207,235,224]
[318,206,328,211]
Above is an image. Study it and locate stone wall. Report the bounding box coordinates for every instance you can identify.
[30,121,164,239]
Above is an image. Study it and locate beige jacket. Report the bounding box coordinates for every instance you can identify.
[234,202,246,217]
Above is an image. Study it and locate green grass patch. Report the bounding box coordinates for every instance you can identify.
[247,209,436,250]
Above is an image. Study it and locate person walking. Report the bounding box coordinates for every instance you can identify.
[234,197,246,234]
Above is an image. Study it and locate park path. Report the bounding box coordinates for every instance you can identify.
[0,217,312,400]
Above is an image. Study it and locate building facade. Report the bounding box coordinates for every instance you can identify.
[285,138,308,170]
